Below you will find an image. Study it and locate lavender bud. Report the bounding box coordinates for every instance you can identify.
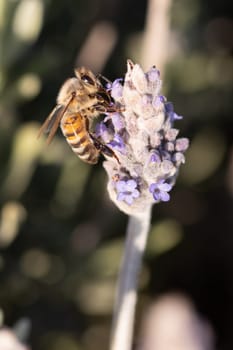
[165,128,179,141]
[175,138,190,152]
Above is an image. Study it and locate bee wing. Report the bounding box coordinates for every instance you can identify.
[38,92,75,144]
[37,105,65,144]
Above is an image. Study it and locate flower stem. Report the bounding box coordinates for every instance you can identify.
[110,205,152,350]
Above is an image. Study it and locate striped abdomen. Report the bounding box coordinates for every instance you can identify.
[61,114,99,164]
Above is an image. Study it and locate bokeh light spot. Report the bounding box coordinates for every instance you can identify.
[147,219,183,256]
[75,280,115,315]
[180,128,226,185]
[40,332,81,350]
[2,122,43,198]
[0,201,27,247]
[12,0,44,42]
[17,73,41,99]
[20,248,51,279]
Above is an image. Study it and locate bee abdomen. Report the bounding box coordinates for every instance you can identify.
[70,134,88,149]
[75,144,99,164]
[75,143,99,164]
[61,123,99,164]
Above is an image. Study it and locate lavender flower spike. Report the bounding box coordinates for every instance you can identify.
[97,60,189,215]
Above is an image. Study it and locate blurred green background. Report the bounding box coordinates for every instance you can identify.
[0,0,232,349]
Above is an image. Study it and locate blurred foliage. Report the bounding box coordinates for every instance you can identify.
[0,0,232,349]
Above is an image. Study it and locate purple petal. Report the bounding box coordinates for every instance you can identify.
[175,138,189,152]
[147,67,160,82]
[112,113,125,131]
[117,192,126,201]
[105,82,112,90]
[116,180,127,192]
[152,96,163,109]
[173,113,183,120]
[164,102,183,122]
[158,183,172,192]
[160,191,170,202]
[150,152,161,163]
[108,134,125,153]
[126,179,137,190]
[124,195,134,205]
[95,122,112,143]
[152,192,160,201]
[111,79,123,99]
[132,189,140,199]
[149,183,158,193]
[159,95,166,103]
[95,122,107,137]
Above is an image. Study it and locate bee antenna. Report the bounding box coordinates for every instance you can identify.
[97,73,112,86]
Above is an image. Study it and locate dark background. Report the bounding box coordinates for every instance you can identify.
[0,0,232,349]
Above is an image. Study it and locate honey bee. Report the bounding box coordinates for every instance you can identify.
[38,67,118,164]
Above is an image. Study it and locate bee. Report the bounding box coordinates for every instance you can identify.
[38,67,118,164]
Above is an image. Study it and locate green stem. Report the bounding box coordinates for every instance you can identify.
[110,205,152,350]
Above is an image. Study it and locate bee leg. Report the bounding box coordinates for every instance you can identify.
[94,105,107,113]
[94,104,125,114]
[106,105,125,113]
[90,134,120,164]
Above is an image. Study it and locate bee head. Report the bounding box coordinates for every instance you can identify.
[75,67,100,92]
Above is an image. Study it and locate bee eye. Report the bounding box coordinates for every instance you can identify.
[81,74,95,85]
